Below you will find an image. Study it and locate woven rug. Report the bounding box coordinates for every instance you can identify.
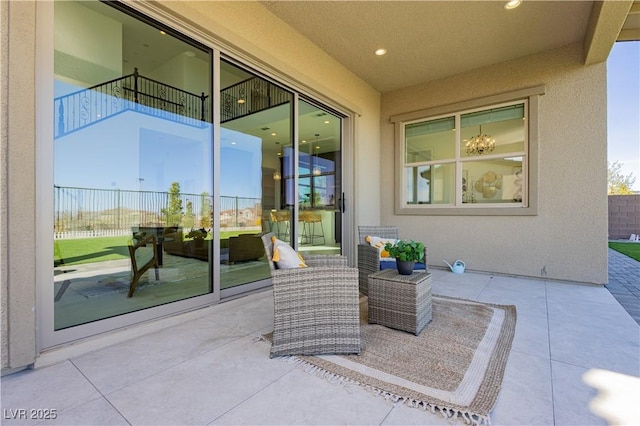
[266,295,516,425]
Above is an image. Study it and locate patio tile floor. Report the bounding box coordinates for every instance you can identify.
[2,255,639,426]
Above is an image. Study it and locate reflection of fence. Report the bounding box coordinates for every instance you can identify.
[54,185,261,239]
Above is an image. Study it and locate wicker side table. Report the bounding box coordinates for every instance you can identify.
[367,269,432,335]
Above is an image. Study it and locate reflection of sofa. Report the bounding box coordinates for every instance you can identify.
[163,228,209,261]
[228,233,265,263]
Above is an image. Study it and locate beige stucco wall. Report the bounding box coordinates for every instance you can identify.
[381,43,609,285]
[1,0,381,371]
[1,0,9,371]
[1,0,38,373]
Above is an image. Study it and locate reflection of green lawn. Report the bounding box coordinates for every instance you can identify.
[55,230,261,266]
[609,242,640,262]
[55,236,131,266]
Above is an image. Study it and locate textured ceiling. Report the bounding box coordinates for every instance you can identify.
[620,1,640,40]
[262,1,636,93]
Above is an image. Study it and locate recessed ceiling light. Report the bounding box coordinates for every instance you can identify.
[271,132,277,136]
[324,120,330,124]
[184,51,196,57]
[504,0,522,10]
[159,30,166,35]
[374,48,387,56]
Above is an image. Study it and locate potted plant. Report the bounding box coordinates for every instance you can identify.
[186,228,208,247]
[384,239,425,275]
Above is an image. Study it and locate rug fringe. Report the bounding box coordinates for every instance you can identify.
[278,355,492,425]
[253,335,270,344]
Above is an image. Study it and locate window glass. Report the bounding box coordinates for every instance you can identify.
[402,101,527,209]
[405,163,455,205]
[462,158,524,204]
[461,104,525,158]
[405,117,455,162]
[53,0,213,330]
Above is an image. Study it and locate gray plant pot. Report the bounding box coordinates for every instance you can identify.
[396,260,415,275]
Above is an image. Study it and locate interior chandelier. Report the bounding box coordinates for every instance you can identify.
[465,126,495,156]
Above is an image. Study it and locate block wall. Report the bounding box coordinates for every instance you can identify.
[608,194,640,240]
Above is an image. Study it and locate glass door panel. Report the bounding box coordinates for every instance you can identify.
[53,0,213,330]
[219,60,293,291]
[297,100,342,255]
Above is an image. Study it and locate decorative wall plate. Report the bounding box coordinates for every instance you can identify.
[483,171,496,183]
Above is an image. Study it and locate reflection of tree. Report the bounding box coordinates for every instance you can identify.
[161,182,183,225]
[183,200,195,229]
[200,191,213,228]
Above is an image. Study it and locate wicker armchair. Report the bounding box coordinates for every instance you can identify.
[357,225,428,295]
[261,233,361,357]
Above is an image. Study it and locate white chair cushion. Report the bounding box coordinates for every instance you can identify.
[271,236,307,269]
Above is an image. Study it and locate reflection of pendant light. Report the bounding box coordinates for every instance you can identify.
[273,142,282,180]
[312,133,322,176]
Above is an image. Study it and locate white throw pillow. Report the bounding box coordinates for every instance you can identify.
[365,236,398,262]
[271,236,307,269]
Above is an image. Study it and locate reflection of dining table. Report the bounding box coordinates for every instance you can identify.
[133,226,176,266]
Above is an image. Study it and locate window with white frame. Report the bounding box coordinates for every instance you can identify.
[397,97,535,215]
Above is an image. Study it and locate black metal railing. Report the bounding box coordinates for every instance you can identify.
[54,68,209,139]
[54,185,261,239]
[55,71,293,136]
[221,76,291,122]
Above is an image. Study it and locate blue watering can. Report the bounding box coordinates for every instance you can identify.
[444,260,466,274]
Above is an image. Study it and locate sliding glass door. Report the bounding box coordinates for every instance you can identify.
[218,64,344,294]
[46,0,349,347]
[296,100,343,256]
[219,60,293,294]
[52,1,213,330]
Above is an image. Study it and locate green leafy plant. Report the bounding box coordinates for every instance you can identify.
[384,239,425,262]
[186,228,208,240]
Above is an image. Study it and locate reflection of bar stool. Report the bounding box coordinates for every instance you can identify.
[270,210,290,240]
[301,211,325,245]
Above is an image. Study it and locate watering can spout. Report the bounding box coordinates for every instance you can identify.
[443,260,466,274]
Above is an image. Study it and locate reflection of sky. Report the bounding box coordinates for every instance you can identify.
[54,79,262,199]
[220,129,262,199]
[54,111,213,194]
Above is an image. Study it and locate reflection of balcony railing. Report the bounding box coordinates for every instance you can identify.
[54,185,261,239]
[221,76,291,123]
[54,68,210,139]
